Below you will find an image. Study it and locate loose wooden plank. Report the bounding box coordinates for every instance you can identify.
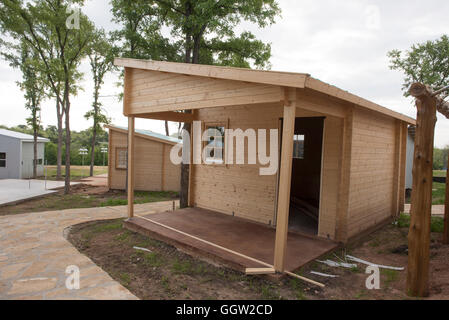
[245,268,276,275]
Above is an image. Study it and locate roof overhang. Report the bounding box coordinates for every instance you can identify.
[114,58,416,125]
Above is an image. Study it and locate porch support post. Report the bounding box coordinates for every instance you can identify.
[274,89,296,272]
[127,116,135,218]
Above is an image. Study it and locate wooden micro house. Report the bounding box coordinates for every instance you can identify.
[106,125,181,192]
[115,58,415,273]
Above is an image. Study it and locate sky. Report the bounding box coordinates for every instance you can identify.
[1,0,449,147]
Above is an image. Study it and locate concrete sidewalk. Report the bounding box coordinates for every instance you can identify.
[0,179,79,206]
[0,201,176,300]
[404,204,445,216]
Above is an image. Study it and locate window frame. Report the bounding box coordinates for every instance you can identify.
[115,147,128,170]
[293,134,305,160]
[202,122,227,166]
[0,152,5,168]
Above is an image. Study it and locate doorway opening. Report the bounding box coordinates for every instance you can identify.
[288,117,325,236]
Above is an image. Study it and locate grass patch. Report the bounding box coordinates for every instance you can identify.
[100,199,128,207]
[0,184,178,216]
[396,213,444,233]
[142,252,165,268]
[260,284,281,300]
[81,219,123,243]
[434,170,447,178]
[406,176,446,205]
[100,191,178,207]
[381,269,399,286]
[45,165,108,181]
[171,258,207,275]
[119,273,131,286]
[92,220,123,232]
[289,278,307,300]
[432,182,446,205]
[354,290,368,300]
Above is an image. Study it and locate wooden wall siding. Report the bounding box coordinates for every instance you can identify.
[191,104,280,225]
[318,116,344,239]
[190,102,342,232]
[125,68,283,115]
[108,130,180,192]
[346,108,397,238]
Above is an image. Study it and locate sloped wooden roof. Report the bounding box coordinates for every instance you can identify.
[115,58,416,124]
[106,125,181,145]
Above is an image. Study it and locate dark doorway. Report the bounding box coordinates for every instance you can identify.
[288,117,325,235]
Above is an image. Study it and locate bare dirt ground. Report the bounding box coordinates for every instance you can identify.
[67,218,449,300]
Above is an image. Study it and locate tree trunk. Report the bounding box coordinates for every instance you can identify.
[56,96,63,180]
[33,115,38,179]
[64,86,71,195]
[89,121,97,177]
[185,34,192,63]
[165,121,170,136]
[179,115,191,208]
[407,83,438,297]
[179,31,196,208]
[89,94,99,177]
[192,35,201,64]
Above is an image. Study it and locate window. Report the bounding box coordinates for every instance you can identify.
[0,152,5,168]
[116,148,127,170]
[293,135,305,159]
[204,125,225,164]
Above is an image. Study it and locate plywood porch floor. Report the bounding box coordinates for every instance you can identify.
[124,207,338,272]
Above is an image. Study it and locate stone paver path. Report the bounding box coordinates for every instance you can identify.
[0,201,176,300]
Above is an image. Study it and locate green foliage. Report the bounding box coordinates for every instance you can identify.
[110,0,179,61]
[432,182,447,205]
[388,35,449,96]
[434,147,449,170]
[0,0,97,188]
[111,0,281,68]
[396,213,445,233]
[85,28,114,135]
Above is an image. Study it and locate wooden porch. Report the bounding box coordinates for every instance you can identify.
[124,207,338,273]
[115,58,414,276]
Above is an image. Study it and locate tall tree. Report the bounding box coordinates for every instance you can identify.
[111,0,281,207]
[111,0,180,136]
[388,35,449,98]
[154,0,281,207]
[0,0,95,193]
[0,40,46,178]
[85,29,113,176]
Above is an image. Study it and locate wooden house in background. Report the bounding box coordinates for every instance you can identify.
[114,58,415,273]
[107,125,181,192]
